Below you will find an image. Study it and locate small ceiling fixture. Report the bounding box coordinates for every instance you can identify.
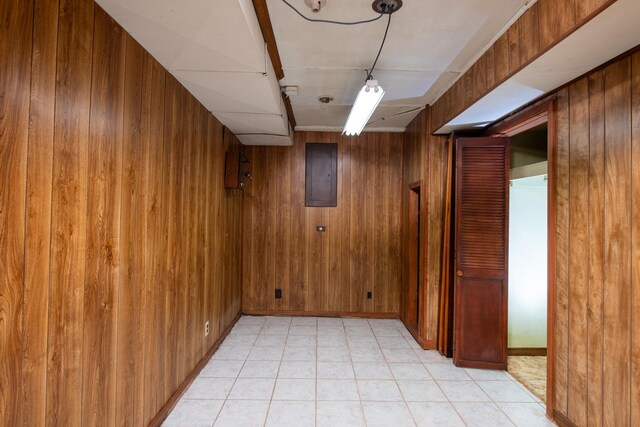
[372,0,402,14]
[304,0,327,13]
[281,0,401,135]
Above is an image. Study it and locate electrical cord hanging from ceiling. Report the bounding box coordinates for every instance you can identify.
[366,106,425,126]
[280,0,384,25]
[279,0,395,81]
[365,7,392,81]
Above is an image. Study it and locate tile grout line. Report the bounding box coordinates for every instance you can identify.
[261,318,289,427]
[170,315,550,427]
[388,320,420,427]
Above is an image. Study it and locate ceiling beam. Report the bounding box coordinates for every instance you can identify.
[252,0,285,80]
[252,0,297,129]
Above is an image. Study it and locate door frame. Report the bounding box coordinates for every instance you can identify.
[484,96,557,419]
[405,181,425,346]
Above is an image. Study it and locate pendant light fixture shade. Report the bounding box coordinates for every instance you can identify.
[343,80,385,136]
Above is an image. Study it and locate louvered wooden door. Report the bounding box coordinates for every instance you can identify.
[453,137,510,369]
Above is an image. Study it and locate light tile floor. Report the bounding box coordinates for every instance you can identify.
[163,316,555,427]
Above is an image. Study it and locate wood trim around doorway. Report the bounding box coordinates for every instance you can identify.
[485,96,557,137]
[404,181,424,347]
[486,96,557,420]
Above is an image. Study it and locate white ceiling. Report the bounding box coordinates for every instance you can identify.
[96,0,293,145]
[267,0,531,132]
[100,0,629,142]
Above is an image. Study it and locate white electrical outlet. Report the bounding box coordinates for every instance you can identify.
[205,321,210,337]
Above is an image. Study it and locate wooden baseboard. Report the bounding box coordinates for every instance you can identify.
[242,310,399,319]
[553,410,579,427]
[149,312,242,427]
[401,322,437,351]
[508,347,547,356]
[421,339,437,351]
[403,323,422,346]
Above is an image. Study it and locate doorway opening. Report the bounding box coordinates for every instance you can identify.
[406,183,421,338]
[507,123,549,403]
[444,98,557,417]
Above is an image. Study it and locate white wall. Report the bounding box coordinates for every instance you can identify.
[508,174,547,348]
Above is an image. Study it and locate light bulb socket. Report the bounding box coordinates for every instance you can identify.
[372,0,402,14]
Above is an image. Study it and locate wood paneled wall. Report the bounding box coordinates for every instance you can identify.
[401,109,449,348]
[242,132,403,315]
[552,51,640,426]
[431,0,616,132]
[0,1,243,425]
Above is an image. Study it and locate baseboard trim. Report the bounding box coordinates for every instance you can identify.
[553,410,579,427]
[508,347,547,356]
[148,312,242,427]
[242,310,399,319]
[401,322,437,350]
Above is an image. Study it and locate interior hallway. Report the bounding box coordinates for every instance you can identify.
[164,316,553,427]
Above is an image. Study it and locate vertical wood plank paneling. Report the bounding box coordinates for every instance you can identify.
[265,147,277,311]
[217,128,227,321]
[253,147,269,309]
[338,135,352,311]
[494,33,510,84]
[576,0,611,23]
[164,77,182,398]
[142,55,167,423]
[195,104,207,359]
[350,136,366,312]
[204,115,216,339]
[23,0,57,425]
[322,134,337,311]
[379,134,392,312]
[471,58,486,102]
[243,132,403,315]
[567,78,589,426]
[400,109,450,347]
[289,140,305,311]
[116,34,145,427]
[46,0,93,424]
[241,147,254,311]
[0,0,33,425]
[552,49,640,427]
[325,135,344,311]
[587,70,605,427]
[180,94,195,376]
[631,51,640,427]
[426,134,447,344]
[220,130,242,324]
[390,135,404,314]
[508,21,521,74]
[519,3,540,65]
[537,0,576,51]
[306,207,322,311]
[602,58,631,427]
[2,1,244,423]
[485,46,496,89]
[82,8,125,426]
[401,115,421,325]
[363,134,376,312]
[462,73,473,110]
[555,87,571,416]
